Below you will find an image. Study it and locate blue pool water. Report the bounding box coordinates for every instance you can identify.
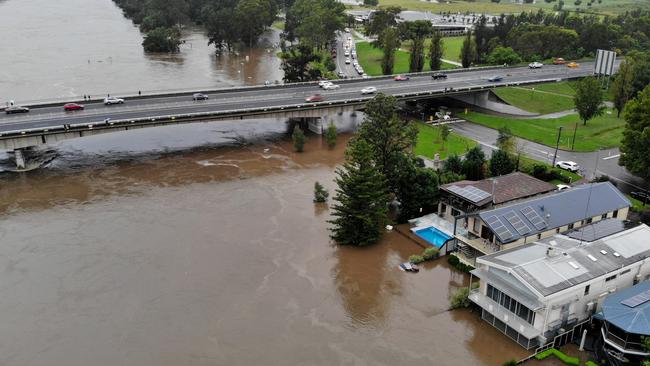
[414,227,452,248]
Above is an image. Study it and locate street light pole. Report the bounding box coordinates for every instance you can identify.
[551,126,564,167]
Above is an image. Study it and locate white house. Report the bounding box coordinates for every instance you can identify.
[468,220,650,349]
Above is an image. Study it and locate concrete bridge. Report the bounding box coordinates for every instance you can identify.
[0,62,605,170]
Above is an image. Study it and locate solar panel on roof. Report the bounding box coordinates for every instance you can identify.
[485,215,514,241]
[521,206,548,231]
[447,185,491,203]
[504,211,531,236]
[621,289,650,308]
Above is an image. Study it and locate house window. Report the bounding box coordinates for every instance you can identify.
[537,233,542,239]
[440,203,447,215]
[487,284,535,325]
[601,213,607,219]
[568,223,574,230]
[451,208,461,217]
[605,275,617,282]
[613,210,618,218]
[584,285,590,296]
[473,219,480,234]
[556,228,561,233]
[586,218,593,224]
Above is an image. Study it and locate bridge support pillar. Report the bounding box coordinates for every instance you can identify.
[14,148,26,170]
[307,117,323,135]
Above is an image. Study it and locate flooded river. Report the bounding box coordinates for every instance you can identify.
[0,0,282,103]
[0,120,530,366]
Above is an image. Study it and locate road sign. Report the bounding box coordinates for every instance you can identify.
[594,49,616,76]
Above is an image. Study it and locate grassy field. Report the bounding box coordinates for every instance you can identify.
[463,109,625,152]
[355,41,457,76]
[414,123,477,159]
[401,36,463,62]
[628,195,650,212]
[354,0,648,15]
[493,81,614,114]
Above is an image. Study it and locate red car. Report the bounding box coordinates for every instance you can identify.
[305,94,324,102]
[394,74,410,81]
[63,103,84,111]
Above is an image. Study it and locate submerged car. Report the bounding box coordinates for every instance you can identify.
[555,161,579,172]
[63,103,84,111]
[305,94,324,102]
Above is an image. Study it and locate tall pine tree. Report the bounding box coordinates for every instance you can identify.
[428,31,444,71]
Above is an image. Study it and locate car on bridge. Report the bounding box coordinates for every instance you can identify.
[63,103,84,111]
[528,62,543,69]
[104,97,124,105]
[305,94,324,102]
[322,83,340,90]
[361,86,377,95]
[567,62,580,68]
[192,93,209,101]
[552,58,566,65]
[345,58,351,64]
[394,74,409,81]
[555,161,579,172]
[4,106,29,114]
[487,75,504,82]
[431,72,447,80]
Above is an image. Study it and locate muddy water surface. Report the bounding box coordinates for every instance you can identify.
[0,120,531,366]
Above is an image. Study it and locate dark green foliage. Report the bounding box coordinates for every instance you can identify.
[487,46,521,65]
[292,125,306,152]
[460,29,476,68]
[447,254,474,273]
[612,58,635,118]
[399,20,431,73]
[507,24,578,61]
[356,93,418,191]
[314,181,329,202]
[574,76,605,126]
[496,126,515,152]
[462,146,486,180]
[444,154,463,175]
[409,254,425,264]
[502,361,517,366]
[365,6,401,37]
[449,283,479,309]
[532,164,549,180]
[534,348,579,366]
[489,149,516,177]
[280,44,321,82]
[285,0,345,49]
[325,122,337,149]
[422,246,439,260]
[439,171,465,184]
[395,157,439,223]
[329,140,389,246]
[378,28,400,75]
[619,85,650,181]
[440,125,451,149]
[428,31,444,71]
[363,0,378,6]
[142,27,182,52]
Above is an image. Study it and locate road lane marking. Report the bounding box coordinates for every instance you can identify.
[602,154,620,160]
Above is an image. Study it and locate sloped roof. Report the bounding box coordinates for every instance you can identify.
[602,280,650,336]
[440,172,555,207]
[478,182,630,243]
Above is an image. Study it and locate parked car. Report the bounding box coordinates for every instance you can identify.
[431,72,447,80]
[63,103,84,111]
[192,93,209,101]
[4,106,29,114]
[362,73,369,79]
[630,191,650,203]
[487,75,504,82]
[556,184,571,191]
[361,86,377,95]
[553,58,566,65]
[305,94,324,102]
[322,83,340,90]
[555,161,579,172]
[528,62,543,69]
[567,62,580,68]
[394,74,410,81]
[103,97,124,105]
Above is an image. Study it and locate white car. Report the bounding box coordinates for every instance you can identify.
[318,80,331,88]
[103,97,124,105]
[344,51,349,57]
[529,62,543,69]
[361,86,377,95]
[555,161,579,172]
[322,83,340,90]
[345,58,351,64]
[556,184,571,191]
[362,73,369,79]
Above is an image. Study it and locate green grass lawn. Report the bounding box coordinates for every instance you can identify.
[414,123,477,159]
[464,109,625,152]
[355,41,456,76]
[627,195,650,212]
[354,0,647,15]
[402,36,463,62]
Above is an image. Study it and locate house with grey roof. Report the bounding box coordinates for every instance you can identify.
[468,221,650,349]
[596,280,650,365]
[455,182,630,265]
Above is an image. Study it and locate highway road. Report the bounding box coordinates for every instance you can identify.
[0,62,595,134]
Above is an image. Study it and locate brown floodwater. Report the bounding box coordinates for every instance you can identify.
[0,119,533,366]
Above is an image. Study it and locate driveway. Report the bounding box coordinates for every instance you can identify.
[449,121,649,193]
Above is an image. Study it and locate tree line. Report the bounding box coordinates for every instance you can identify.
[112,0,282,52]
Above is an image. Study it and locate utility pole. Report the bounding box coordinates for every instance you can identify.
[552,126,564,167]
[571,122,578,150]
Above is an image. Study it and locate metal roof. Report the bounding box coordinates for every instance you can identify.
[477,223,650,297]
[601,281,650,336]
[479,182,630,243]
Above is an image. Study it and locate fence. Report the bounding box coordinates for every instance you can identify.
[517,318,591,364]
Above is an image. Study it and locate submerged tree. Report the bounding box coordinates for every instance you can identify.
[329,140,388,246]
[292,125,306,152]
[325,122,337,148]
[313,181,329,203]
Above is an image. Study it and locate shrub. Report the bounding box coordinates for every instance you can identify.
[313,181,329,203]
[535,349,579,366]
[447,254,474,273]
[450,287,471,309]
[325,122,337,149]
[532,164,549,180]
[585,361,598,366]
[502,361,517,366]
[409,254,425,264]
[292,125,306,152]
[423,247,440,260]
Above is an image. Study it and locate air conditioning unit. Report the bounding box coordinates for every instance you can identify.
[634,274,641,285]
[586,302,595,312]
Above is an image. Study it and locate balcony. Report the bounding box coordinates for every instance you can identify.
[601,326,650,356]
[456,233,499,255]
[469,289,542,340]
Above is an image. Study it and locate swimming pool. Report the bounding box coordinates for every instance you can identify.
[414,227,452,248]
